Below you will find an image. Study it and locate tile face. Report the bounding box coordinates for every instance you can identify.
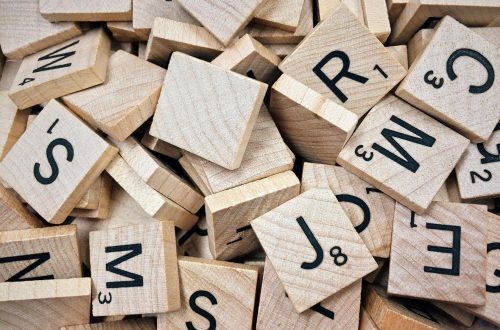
[157,257,259,330]
[278,3,406,117]
[0,100,117,224]
[302,163,395,258]
[388,202,489,305]
[9,29,110,110]
[151,52,267,170]
[253,0,304,32]
[251,188,377,313]
[90,222,180,316]
[0,184,43,232]
[396,16,500,142]
[39,0,132,21]
[337,95,469,214]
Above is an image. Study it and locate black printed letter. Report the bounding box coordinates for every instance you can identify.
[105,244,144,288]
[186,290,217,330]
[423,223,461,276]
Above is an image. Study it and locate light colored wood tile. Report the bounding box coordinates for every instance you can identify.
[386,45,408,70]
[362,0,391,43]
[39,0,132,22]
[0,60,21,91]
[177,217,213,259]
[75,175,101,210]
[0,184,43,232]
[359,307,379,330]
[141,125,182,159]
[386,0,408,23]
[263,43,296,58]
[70,173,113,219]
[106,22,148,42]
[254,0,304,32]
[0,91,28,160]
[432,302,475,327]
[62,318,156,330]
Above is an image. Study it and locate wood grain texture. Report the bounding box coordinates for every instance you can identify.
[254,0,304,32]
[141,125,182,159]
[0,184,43,232]
[251,188,377,313]
[337,95,469,214]
[432,302,475,327]
[106,22,148,42]
[396,16,500,143]
[206,171,300,260]
[359,307,378,330]
[386,0,408,23]
[70,173,113,219]
[180,105,295,194]
[389,202,488,305]
[264,43,296,58]
[270,74,358,164]
[0,100,118,224]
[62,318,156,330]
[318,0,365,23]
[407,28,434,65]
[9,28,111,110]
[257,258,362,330]
[157,257,259,330]
[302,163,395,258]
[151,52,267,170]
[0,60,21,91]
[386,45,408,70]
[75,175,101,210]
[0,91,28,160]
[177,217,213,259]
[279,3,406,117]
[0,278,91,330]
[39,0,132,22]
[90,221,180,316]
[362,0,391,43]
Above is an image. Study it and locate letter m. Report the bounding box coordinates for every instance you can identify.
[32,40,80,73]
[105,244,144,289]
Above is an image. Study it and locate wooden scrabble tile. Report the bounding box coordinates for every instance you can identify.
[62,50,165,141]
[386,45,408,70]
[270,74,358,164]
[359,307,378,330]
[455,124,500,200]
[407,29,433,66]
[0,0,81,60]
[0,184,43,231]
[178,0,265,46]
[157,257,259,330]
[39,0,132,22]
[62,318,156,330]
[75,176,101,210]
[211,34,281,84]
[177,217,213,259]
[474,27,500,47]
[432,302,475,327]
[106,22,148,42]
[257,257,362,329]
[151,52,267,170]
[0,60,21,91]
[302,163,395,258]
[264,43,296,58]
[433,182,450,202]
[141,125,182,159]
[388,202,489,305]
[396,17,500,143]
[337,95,469,214]
[0,100,118,224]
[0,225,81,282]
[70,173,113,220]
[9,28,111,110]
[279,3,406,117]
[251,188,377,312]
[105,155,198,230]
[180,105,295,194]
[386,0,408,23]
[206,171,300,260]
[361,0,391,43]
[0,91,28,160]
[90,221,180,316]
[145,18,224,67]
[318,0,364,23]
[253,0,304,32]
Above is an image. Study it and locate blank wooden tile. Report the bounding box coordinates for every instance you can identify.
[386,0,408,23]
[40,0,132,22]
[206,171,300,260]
[0,225,80,282]
[90,221,180,316]
[151,52,267,170]
[270,74,358,164]
[70,173,113,220]
[0,278,91,329]
[141,125,182,159]
[0,100,118,224]
[145,18,224,67]
[251,188,377,313]
[361,0,391,43]
[105,155,198,230]
[279,3,406,117]
[0,184,43,232]
[254,0,304,32]
[157,257,259,330]
[62,318,156,330]
[389,202,488,305]
[178,0,265,46]
[9,28,111,110]
[211,34,281,84]
[0,91,28,160]
[396,17,500,143]
[337,95,469,214]
[180,105,294,194]
[433,302,475,327]
[177,217,213,259]
[106,22,148,42]
[257,258,361,329]
[302,163,395,258]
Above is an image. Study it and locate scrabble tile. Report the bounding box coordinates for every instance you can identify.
[177,217,213,259]
[433,182,451,202]
[39,0,132,22]
[178,0,265,46]
[106,22,148,42]
[361,0,391,43]
[318,0,364,23]
[474,27,500,47]
[0,91,28,160]
[264,43,296,58]
[257,258,362,330]
[9,28,111,110]
[337,95,469,214]
[90,221,180,316]
[0,100,118,224]
[432,302,475,327]
[75,176,101,210]
[0,184,43,231]
[359,307,378,330]
[455,124,500,200]
[386,45,408,70]
[0,278,91,329]
[70,173,113,220]
[302,163,395,258]
[407,28,434,66]
[270,74,358,164]
[205,171,300,260]
[0,60,21,91]
[105,155,198,230]
[141,126,182,159]
[0,0,81,60]
[180,105,294,194]
[62,318,156,330]
[279,3,406,117]
[386,0,408,23]
[157,257,259,330]
[0,225,80,282]
[251,188,377,312]
[396,17,500,143]
[212,34,281,84]
[253,0,304,32]
[145,18,224,67]
[388,202,489,305]
[151,52,267,170]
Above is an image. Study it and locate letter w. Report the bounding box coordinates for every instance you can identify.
[105,244,144,288]
[0,252,54,282]
[32,40,80,73]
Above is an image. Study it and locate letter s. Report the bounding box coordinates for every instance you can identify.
[33,138,74,185]
[186,290,218,330]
